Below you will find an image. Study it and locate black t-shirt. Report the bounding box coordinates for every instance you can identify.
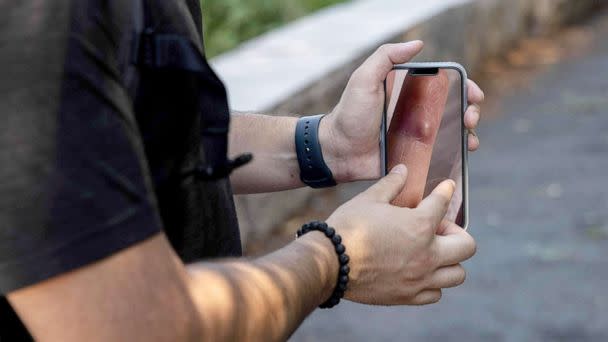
[0,0,241,339]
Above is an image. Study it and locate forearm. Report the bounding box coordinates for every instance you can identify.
[9,233,338,342]
[187,231,338,341]
[229,113,346,194]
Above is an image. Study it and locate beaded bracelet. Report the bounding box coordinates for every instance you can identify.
[296,221,350,309]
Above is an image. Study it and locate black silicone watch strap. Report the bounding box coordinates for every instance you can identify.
[295,115,337,188]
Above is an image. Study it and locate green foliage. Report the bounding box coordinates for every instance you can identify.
[201,0,347,57]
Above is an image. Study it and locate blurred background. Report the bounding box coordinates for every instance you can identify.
[202,0,347,57]
[204,0,608,340]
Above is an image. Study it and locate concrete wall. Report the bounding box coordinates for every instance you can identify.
[211,0,604,244]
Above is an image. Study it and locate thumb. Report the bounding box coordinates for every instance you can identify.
[352,41,424,86]
[363,164,408,202]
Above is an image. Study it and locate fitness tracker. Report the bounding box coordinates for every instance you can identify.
[295,115,337,188]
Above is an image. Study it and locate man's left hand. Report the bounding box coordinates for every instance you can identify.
[320,41,484,183]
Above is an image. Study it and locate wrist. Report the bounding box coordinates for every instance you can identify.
[318,115,351,183]
[294,230,340,303]
[296,221,350,308]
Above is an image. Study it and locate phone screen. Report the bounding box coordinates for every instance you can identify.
[383,66,467,227]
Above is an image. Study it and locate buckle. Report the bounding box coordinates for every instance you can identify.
[191,153,253,181]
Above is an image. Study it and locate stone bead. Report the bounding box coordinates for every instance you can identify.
[335,243,345,254]
[340,265,350,275]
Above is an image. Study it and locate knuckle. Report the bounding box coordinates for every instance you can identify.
[402,264,425,282]
[415,212,434,232]
[422,249,438,269]
[377,44,391,54]
[396,289,418,304]
[403,254,435,282]
[402,268,423,282]
[413,264,429,279]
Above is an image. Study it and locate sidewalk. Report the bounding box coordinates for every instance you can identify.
[290,9,608,342]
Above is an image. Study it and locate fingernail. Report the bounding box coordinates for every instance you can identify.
[390,164,407,175]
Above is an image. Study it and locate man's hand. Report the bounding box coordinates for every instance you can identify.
[327,164,476,305]
[321,41,485,183]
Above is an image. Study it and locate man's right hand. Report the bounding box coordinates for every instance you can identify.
[327,164,476,305]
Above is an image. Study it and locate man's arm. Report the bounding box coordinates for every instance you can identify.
[8,167,476,341]
[228,113,344,193]
[228,42,485,195]
[7,232,338,342]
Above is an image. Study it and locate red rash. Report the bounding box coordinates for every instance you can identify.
[388,70,449,208]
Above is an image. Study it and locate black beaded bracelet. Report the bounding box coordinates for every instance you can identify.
[296,221,350,309]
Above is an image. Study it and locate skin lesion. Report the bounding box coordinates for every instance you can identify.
[393,103,437,143]
[391,71,449,144]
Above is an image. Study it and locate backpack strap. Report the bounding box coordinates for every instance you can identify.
[132,1,251,181]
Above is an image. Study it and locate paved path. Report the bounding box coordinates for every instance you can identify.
[290,11,608,342]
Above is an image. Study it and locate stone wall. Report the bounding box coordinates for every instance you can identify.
[211,0,604,245]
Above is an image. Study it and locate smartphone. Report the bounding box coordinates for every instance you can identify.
[381,62,469,229]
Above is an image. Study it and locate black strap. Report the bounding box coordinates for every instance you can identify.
[295,115,337,188]
[132,1,251,181]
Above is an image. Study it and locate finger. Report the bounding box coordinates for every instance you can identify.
[411,289,442,305]
[434,223,477,266]
[427,264,466,289]
[363,164,408,202]
[468,133,480,151]
[352,41,424,86]
[416,179,455,227]
[466,79,484,104]
[464,104,480,129]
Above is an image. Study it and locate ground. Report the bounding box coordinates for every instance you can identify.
[285,9,608,342]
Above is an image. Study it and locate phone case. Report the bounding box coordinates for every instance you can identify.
[381,62,469,229]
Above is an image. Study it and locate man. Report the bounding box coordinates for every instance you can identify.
[0,1,483,340]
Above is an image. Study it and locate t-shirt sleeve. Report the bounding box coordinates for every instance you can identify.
[0,1,163,294]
